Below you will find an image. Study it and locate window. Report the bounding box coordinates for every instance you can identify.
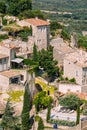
[21,75,24,81]
[83,71,86,77]
[82,79,85,84]
[48,91,50,95]
[76,70,78,76]
[10,77,19,84]
[0,59,2,64]
[3,58,6,63]
[67,89,70,92]
[37,39,41,45]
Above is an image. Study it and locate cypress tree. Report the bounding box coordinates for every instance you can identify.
[46,102,51,122]
[76,103,80,125]
[22,85,32,130]
[33,43,38,62]
[1,99,18,130]
[38,117,44,130]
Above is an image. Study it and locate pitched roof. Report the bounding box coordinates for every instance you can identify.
[0,42,16,49]
[25,18,50,26]
[0,70,21,78]
[0,54,9,59]
[65,50,87,68]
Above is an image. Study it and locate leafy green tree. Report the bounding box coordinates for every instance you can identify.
[18,26,32,41]
[19,10,45,19]
[0,2,7,14]
[1,99,18,130]
[18,0,32,12]
[50,21,63,30]
[78,36,87,50]
[59,94,82,125]
[22,85,32,130]
[7,2,20,16]
[59,94,81,109]
[38,117,44,130]
[33,91,53,112]
[32,10,45,19]
[3,0,32,16]
[38,46,59,81]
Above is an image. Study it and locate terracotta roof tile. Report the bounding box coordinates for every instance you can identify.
[25,18,50,26]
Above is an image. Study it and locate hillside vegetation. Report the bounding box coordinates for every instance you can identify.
[33,0,87,11]
[33,0,87,32]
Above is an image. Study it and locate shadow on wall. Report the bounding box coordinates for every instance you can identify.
[34,83,43,95]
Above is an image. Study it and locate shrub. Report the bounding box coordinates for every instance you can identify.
[35,115,40,121]
[65,77,69,81]
[61,29,71,41]
[18,26,32,41]
[50,31,55,37]
[0,34,8,42]
[2,19,7,25]
[49,119,75,127]
[69,78,76,83]
[50,21,63,30]
[83,109,87,115]
[59,76,64,81]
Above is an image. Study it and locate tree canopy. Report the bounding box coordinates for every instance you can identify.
[0,2,7,14]
[38,46,59,81]
[19,10,45,19]
[33,91,53,112]
[50,21,63,30]
[61,28,71,41]
[77,36,87,50]
[59,94,82,109]
[0,0,32,16]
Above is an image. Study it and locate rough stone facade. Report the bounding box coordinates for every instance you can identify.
[64,50,87,85]
[17,18,50,53]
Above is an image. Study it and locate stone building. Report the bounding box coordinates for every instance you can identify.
[0,69,35,93]
[0,42,35,93]
[58,83,87,94]
[64,50,87,86]
[0,42,16,71]
[17,18,50,51]
[50,37,74,67]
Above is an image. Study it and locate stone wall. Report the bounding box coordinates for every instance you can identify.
[81,120,87,130]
